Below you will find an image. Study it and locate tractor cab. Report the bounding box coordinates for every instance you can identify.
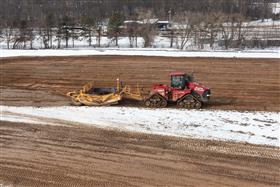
[170,72,192,89]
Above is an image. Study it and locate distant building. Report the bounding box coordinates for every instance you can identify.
[156,21,170,31]
[123,19,170,31]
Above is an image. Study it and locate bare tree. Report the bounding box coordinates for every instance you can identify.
[235,14,249,49]
[3,24,14,49]
[124,20,142,48]
[219,13,248,49]
[12,20,30,49]
[173,12,201,50]
[28,28,35,49]
[219,13,236,49]
[59,15,75,48]
[193,13,206,49]
[40,13,55,49]
[55,28,63,49]
[96,25,102,47]
[39,28,49,49]
[81,16,96,47]
[203,12,223,49]
[137,9,157,48]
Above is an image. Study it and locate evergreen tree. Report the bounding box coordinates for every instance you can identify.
[108,12,122,46]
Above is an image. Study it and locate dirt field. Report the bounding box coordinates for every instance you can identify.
[1,56,279,111]
[1,56,280,186]
[0,121,279,187]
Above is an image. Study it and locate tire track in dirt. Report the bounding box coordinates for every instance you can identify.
[0,121,279,187]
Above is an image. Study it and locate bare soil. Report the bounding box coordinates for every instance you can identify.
[0,121,279,187]
[1,56,280,186]
[1,56,279,111]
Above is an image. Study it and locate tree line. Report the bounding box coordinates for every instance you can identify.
[0,0,278,23]
[0,0,279,49]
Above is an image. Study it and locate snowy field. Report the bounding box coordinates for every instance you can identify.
[1,48,279,58]
[1,105,279,147]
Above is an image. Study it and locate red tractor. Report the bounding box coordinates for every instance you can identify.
[144,72,211,109]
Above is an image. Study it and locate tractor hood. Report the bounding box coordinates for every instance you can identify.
[188,82,211,102]
[188,82,209,92]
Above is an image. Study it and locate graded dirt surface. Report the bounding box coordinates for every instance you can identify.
[0,121,279,187]
[1,56,280,111]
[1,56,280,186]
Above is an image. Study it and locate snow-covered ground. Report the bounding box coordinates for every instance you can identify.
[246,18,280,26]
[1,106,279,147]
[1,48,279,58]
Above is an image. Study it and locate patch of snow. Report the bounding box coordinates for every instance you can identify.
[1,48,279,58]
[1,105,279,147]
[241,19,280,26]
[272,3,280,14]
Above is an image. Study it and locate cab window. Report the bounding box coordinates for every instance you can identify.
[171,75,185,89]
